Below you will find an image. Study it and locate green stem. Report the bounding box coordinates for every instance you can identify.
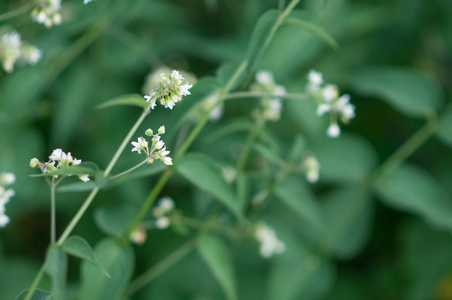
[123,239,196,298]
[110,159,148,181]
[236,125,260,174]
[224,91,308,100]
[24,263,46,300]
[50,180,56,245]
[0,4,29,22]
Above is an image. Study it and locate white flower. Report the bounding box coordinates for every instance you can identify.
[256,71,274,86]
[308,70,323,86]
[222,166,237,184]
[145,129,153,136]
[49,148,63,161]
[0,214,10,228]
[303,156,320,183]
[261,98,282,122]
[130,226,147,245]
[0,31,22,73]
[327,123,340,138]
[316,103,331,116]
[78,175,90,182]
[162,157,173,166]
[159,197,175,212]
[335,94,355,120]
[84,0,95,4]
[158,126,165,135]
[274,85,286,96]
[0,186,15,205]
[30,158,40,168]
[0,173,15,186]
[155,217,170,229]
[252,70,286,123]
[31,0,62,28]
[131,137,148,154]
[322,85,338,102]
[20,44,42,65]
[255,223,285,258]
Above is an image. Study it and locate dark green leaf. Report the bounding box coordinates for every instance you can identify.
[176,153,241,217]
[96,94,148,110]
[94,202,137,237]
[349,67,442,117]
[45,246,67,300]
[62,236,111,278]
[198,234,237,300]
[15,289,52,300]
[437,104,452,147]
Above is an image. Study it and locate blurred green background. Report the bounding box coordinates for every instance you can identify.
[1,0,452,299]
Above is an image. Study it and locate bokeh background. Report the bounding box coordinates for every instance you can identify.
[1,0,452,299]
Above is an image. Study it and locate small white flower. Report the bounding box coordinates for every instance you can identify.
[303,156,320,183]
[222,166,237,184]
[308,70,323,86]
[155,217,170,229]
[327,123,341,138]
[131,137,148,154]
[0,187,15,205]
[256,71,274,86]
[274,85,286,96]
[316,103,331,116]
[84,0,96,4]
[159,197,175,213]
[130,226,147,245]
[255,223,285,258]
[162,157,173,166]
[322,85,338,102]
[158,126,165,135]
[0,173,15,186]
[30,158,40,168]
[261,98,282,122]
[0,214,10,228]
[49,148,64,161]
[0,31,22,73]
[145,129,153,136]
[31,0,62,28]
[78,175,90,182]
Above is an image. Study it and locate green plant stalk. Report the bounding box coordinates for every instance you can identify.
[224,91,309,100]
[123,239,196,297]
[236,124,260,174]
[50,180,56,245]
[0,3,30,22]
[24,264,46,300]
[109,159,148,181]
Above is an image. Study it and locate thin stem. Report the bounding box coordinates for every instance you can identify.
[0,4,29,22]
[24,263,46,300]
[174,216,240,239]
[224,91,309,100]
[236,125,259,174]
[278,0,287,11]
[110,159,148,181]
[123,239,196,297]
[50,180,56,245]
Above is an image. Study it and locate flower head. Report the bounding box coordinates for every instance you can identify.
[30,149,87,182]
[255,223,285,258]
[0,172,15,229]
[131,128,173,165]
[130,226,147,245]
[251,70,286,123]
[0,31,22,73]
[303,156,320,183]
[31,0,62,28]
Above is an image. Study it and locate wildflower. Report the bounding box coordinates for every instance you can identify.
[19,44,42,66]
[0,213,9,228]
[130,226,147,245]
[144,70,193,110]
[222,166,237,184]
[303,156,320,183]
[0,186,15,205]
[0,172,15,229]
[31,0,62,28]
[200,92,223,122]
[155,217,170,229]
[305,70,356,138]
[0,172,15,186]
[0,31,22,73]
[251,70,286,123]
[153,197,175,217]
[30,149,88,182]
[255,223,285,258]
[84,0,95,4]
[131,128,173,165]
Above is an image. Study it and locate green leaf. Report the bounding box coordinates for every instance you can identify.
[30,162,99,178]
[246,10,280,73]
[274,175,325,234]
[253,144,286,167]
[57,181,98,193]
[375,163,452,231]
[80,238,134,300]
[320,187,374,259]
[176,153,241,217]
[311,134,378,183]
[198,234,237,300]
[285,11,339,51]
[45,246,67,300]
[349,67,442,117]
[96,94,148,110]
[437,104,452,147]
[94,202,137,237]
[216,63,246,91]
[62,236,111,279]
[15,289,52,300]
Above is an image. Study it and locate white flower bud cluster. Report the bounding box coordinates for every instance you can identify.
[302,155,320,183]
[29,149,90,182]
[0,30,42,73]
[306,70,356,138]
[84,0,96,4]
[0,172,15,229]
[201,92,223,122]
[131,126,173,165]
[251,71,286,123]
[144,70,193,110]
[255,223,285,258]
[152,197,175,229]
[130,226,147,245]
[31,0,62,28]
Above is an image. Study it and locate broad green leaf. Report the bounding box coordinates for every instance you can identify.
[15,289,52,300]
[285,11,339,50]
[253,144,286,167]
[80,238,134,300]
[57,181,98,193]
[310,134,378,183]
[96,94,148,110]
[246,10,280,73]
[437,104,452,147]
[171,78,223,131]
[320,187,374,259]
[203,119,255,144]
[349,67,442,117]
[274,175,325,234]
[30,162,99,178]
[62,236,111,278]
[94,202,138,237]
[198,234,237,300]
[176,153,241,217]
[45,246,67,300]
[376,163,452,231]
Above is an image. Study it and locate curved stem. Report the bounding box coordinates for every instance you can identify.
[0,4,29,22]
[110,159,148,181]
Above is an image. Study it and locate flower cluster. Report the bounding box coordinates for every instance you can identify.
[201,92,224,122]
[251,71,286,123]
[255,223,285,258]
[302,155,320,183]
[31,0,62,28]
[144,70,193,110]
[131,126,173,165]
[152,197,175,229]
[0,173,15,228]
[306,70,356,138]
[84,0,96,4]
[0,30,42,73]
[30,149,90,182]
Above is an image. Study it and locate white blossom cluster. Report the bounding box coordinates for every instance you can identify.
[84,0,96,4]
[144,70,193,110]
[302,155,320,183]
[0,30,42,73]
[255,223,285,258]
[306,70,356,138]
[0,173,15,228]
[129,225,147,245]
[201,92,224,122]
[131,126,173,165]
[30,149,90,182]
[31,0,62,28]
[251,71,286,123]
[152,197,175,229]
